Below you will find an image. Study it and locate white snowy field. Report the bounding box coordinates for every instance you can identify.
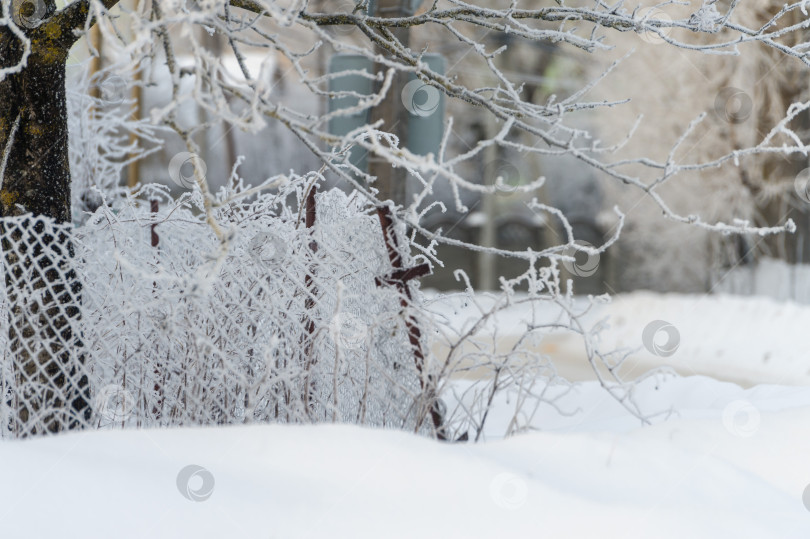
[2,292,810,538]
[1,376,809,538]
[428,291,810,387]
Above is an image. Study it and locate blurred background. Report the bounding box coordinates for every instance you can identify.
[64,0,810,302]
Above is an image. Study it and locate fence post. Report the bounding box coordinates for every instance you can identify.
[374,206,447,439]
[302,185,319,415]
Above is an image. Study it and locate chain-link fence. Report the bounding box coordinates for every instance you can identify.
[0,183,442,438]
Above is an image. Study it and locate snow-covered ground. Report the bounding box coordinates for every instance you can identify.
[3,292,810,537]
[1,376,809,538]
[428,291,810,387]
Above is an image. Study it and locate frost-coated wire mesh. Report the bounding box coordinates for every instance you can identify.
[0,216,90,436]
[0,183,439,438]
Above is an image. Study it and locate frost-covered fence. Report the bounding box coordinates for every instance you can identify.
[0,183,442,438]
[0,180,667,440]
[0,216,90,435]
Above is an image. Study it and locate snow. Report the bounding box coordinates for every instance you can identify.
[597,292,810,386]
[3,292,810,536]
[429,290,810,387]
[1,382,810,539]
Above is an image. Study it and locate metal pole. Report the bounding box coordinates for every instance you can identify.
[478,116,497,290]
[367,0,412,206]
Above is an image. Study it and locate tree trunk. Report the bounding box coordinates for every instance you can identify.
[1,10,90,435]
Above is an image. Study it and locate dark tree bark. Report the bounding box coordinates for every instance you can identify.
[0,0,112,434]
